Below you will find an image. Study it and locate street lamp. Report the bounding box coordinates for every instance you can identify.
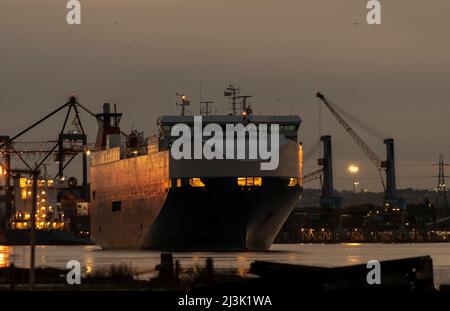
[348,165,359,208]
[348,165,359,174]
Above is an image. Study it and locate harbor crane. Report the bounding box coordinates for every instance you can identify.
[316,92,405,209]
[318,135,342,209]
[302,135,341,209]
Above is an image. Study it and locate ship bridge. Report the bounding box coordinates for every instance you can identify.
[158,115,302,152]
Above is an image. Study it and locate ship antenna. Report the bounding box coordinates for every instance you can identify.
[176,93,190,116]
[237,95,253,113]
[224,84,240,115]
[200,101,214,116]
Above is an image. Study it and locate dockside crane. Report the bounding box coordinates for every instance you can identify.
[302,135,341,209]
[316,92,404,209]
[318,135,342,209]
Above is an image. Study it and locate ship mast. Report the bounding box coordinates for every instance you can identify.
[237,95,253,113]
[224,85,240,115]
[224,85,253,116]
[176,93,190,116]
[200,101,214,116]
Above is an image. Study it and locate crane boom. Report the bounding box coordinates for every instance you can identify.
[316,92,387,191]
[316,92,383,169]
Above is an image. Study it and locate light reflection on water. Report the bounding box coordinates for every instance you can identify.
[346,255,362,265]
[0,246,10,268]
[0,243,449,286]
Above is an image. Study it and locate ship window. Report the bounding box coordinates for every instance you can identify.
[237,177,262,187]
[189,178,205,187]
[280,125,297,132]
[237,177,247,187]
[112,201,122,212]
[165,179,171,190]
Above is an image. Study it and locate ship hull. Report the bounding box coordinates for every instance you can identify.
[142,178,301,251]
[90,138,303,251]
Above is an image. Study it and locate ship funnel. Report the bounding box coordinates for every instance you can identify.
[95,103,123,150]
[103,103,111,114]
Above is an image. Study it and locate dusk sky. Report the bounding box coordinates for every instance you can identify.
[1,0,450,191]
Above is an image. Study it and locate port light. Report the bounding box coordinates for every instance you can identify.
[19,178,27,188]
[288,178,298,187]
[21,189,27,200]
[237,177,246,187]
[348,165,359,174]
[254,177,262,186]
[237,177,262,187]
[189,178,205,187]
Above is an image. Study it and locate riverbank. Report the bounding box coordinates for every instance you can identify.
[1,243,450,287]
[1,253,449,292]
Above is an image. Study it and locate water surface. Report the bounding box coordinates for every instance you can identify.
[1,243,449,286]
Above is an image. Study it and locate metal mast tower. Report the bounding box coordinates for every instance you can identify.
[237,95,253,113]
[434,154,449,210]
[200,101,214,116]
[224,85,240,115]
[176,93,190,116]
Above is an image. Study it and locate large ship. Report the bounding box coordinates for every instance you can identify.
[90,87,303,250]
